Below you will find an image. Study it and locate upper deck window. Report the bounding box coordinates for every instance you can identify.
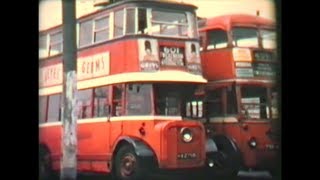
[151,9,188,37]
[94,16,110,42]
[232,27,258,48]
[79,20,93,47]
[138,8,147,34]
[261,29,276,49]
[49,31,63,56]
[207,29,228,49]
[126,8,136,34]
[114,9,124,37]
[39,35,48,58]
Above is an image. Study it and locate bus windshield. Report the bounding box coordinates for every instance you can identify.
[232,27,259,48]
[240,85,270,120]
[261,29,276,49]
[154,83,197,116]
[232,27,276,49]
[151,9,191,37]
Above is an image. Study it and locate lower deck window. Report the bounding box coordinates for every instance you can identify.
[126,84,152,115]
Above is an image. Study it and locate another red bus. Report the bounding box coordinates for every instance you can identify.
[197,14,280,176]
[39,1,241,179]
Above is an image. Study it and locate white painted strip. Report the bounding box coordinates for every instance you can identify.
[208,78,274,84]
[78,117,108,124]
[39,115,182,128]
[209,117,238,123]
[110,115,182,121]
[40,71,207,96]
[39,85,62,96]
[243,120,271,123]
[39,118,107,128]
[39,121,62,127]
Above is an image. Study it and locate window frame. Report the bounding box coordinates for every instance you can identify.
[93,86,111,118]
[49,31,63,56]
[47,93,62,122]
[93,15,110,44]
[114,8,125,38]
[77,88,94,119]
[150,8,189,38]
[79,19,94,47]
[231,27,259,48]
[125,7,137,35]
[207,29,229,50]
[39,96,49,124]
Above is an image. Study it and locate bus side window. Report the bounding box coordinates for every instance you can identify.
[205,89,223,117]
[94,86,110,117]
[207,29,228,50]
[77,89,93,119]
[199,32,206,51]
[126,84,152,115]
[226,86,238,115]
[112,85,123,116]
[47,94,61,122]
[138,8,147,34]
[39,96,48,124]
[185,100,203,118]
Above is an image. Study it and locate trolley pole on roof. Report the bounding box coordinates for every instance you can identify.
[61,0,77,179]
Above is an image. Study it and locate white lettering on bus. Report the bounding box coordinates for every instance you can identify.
[39,52,110,87]
[78,52,109,79]
[39,64,63,87]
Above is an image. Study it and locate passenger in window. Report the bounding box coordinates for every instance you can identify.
[189,44,198,63]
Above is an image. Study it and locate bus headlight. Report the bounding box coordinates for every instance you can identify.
[181,128,193,143]
[248,137,257,148]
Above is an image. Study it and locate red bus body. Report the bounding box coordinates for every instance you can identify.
[198,14,280,173]
[39,1,241,179]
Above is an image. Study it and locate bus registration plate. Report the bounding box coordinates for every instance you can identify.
[177,153,197,160]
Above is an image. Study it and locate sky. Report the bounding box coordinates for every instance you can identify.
[39,0,276,31]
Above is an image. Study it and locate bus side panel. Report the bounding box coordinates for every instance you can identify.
[124,40,140,72]
[39,125,62,171]
[239,122,277,168]
[208,122,241,145]
[201,49,234,81]
[77,120,110,173]
[77,39,140,77]
[121,120,161,159]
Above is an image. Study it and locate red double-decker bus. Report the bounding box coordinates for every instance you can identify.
[197,14,280,175]
[39,1,242,179]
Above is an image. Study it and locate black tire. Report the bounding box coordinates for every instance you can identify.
[114,145,146,180]
[207,136,242,178]
[39,148,52,180]
[270,168,281,180]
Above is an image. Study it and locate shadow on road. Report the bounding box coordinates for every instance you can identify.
[48,170,278,180]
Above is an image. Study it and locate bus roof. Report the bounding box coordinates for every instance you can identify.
[199,14,275,32]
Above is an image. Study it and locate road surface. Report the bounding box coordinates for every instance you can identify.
[49,170,280,180]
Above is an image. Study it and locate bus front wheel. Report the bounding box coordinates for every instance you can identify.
[114,145,145,180]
